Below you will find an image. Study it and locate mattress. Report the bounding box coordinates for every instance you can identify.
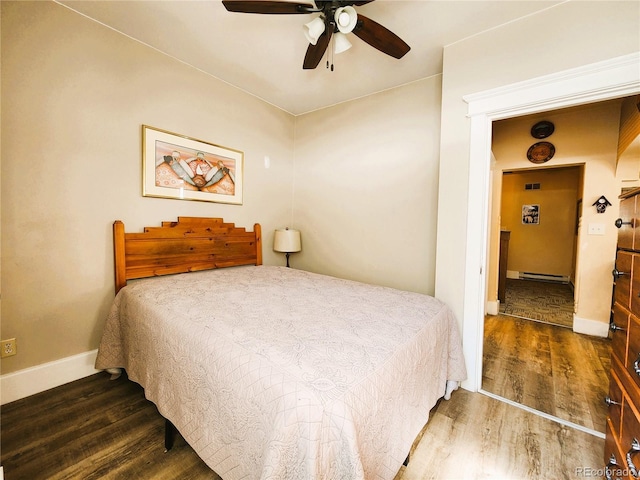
[95,265,466,479]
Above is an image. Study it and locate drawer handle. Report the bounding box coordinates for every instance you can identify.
[613,268,627,280]
[627,438,640,478]
[606,453,619,480]
[604,396,622,407]
[634,353,640,377]
[615,218,634,228]
[610,322,627,333]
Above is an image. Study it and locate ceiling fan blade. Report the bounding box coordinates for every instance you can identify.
[352,14,410,59]
[222,1,315,14]
[303,27,333,69]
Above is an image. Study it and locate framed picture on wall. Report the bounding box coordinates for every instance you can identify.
[142,125,244,205]
[522,204,540,224]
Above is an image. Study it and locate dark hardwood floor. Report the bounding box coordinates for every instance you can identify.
[1,371,605,479]
[0,372,218,480]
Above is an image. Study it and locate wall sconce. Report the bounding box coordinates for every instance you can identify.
[273,228,301,267]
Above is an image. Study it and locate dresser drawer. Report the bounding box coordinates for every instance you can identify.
[615,251,634,309]
[627,315,640,392]
[620,399,640,478]
[617,195,638,250]
[606,420,629,480]
[612,304,630,365]
[608,369,625,438]
[633,254,640,314]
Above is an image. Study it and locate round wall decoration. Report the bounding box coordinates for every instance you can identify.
[531,120,555,139]
[527,141,555,164]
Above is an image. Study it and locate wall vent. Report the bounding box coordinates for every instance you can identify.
[524,183,541,190]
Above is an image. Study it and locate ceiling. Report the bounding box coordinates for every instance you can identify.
[57,0,561,115]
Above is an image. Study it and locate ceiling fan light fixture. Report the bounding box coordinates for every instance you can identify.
[335,6,357,34]
[303,16,326,45]
[333,32,352,54]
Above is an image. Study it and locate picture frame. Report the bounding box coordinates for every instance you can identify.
[142,125,243,205]
[522,204,540,224]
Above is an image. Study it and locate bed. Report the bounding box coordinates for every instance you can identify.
[95,217,467,480]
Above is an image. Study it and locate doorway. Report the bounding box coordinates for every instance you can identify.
[498,165,583,327]
[458,56,640,442]
[482,159,613,435]
[458,54,639,401]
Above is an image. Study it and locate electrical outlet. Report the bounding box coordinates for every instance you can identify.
[1,338,17,358]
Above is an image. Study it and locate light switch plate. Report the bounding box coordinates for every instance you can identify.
[588,223,605,235]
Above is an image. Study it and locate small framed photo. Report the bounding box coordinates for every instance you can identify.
[142,125,243,205]
[522,204,540,224]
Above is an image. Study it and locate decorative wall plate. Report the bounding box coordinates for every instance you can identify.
[527,141,555,164]
[531,120,555,139]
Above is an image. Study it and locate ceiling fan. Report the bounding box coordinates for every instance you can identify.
[221,0,411,70]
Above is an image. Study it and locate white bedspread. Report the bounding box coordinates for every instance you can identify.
[95,266,466,479]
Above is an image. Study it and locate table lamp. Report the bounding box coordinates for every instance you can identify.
[273,228,301,267]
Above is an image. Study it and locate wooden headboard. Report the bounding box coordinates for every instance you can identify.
[113,217,262,293]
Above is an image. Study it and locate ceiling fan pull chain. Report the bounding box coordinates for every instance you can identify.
[329,33,335,71]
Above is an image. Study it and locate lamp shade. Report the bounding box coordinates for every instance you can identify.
[334,32,352,54]
[335,6,357,33]
[303,16,326,45]
[273,228,301,253]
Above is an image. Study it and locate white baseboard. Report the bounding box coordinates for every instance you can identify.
[1,350,101,405]
[506,270,520,279]
[573,316,609,338]
[486,300,499,316]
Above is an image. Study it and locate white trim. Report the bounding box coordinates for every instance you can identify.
[461,111,493,391]
[462,52,640,392]
[506,270,520,279]
[465,53,640,119]
[486,300,499,316]
[479,389,605,439]
[1,350,101,405]
[573,315,610,338]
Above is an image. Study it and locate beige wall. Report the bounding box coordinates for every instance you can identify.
[500,167,581,278]
[1,1,295,374]
[293,77,442,295]
[436,1,640,333]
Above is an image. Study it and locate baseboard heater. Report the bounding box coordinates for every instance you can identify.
[519,272,569,283]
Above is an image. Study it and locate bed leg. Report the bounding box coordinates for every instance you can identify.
[403,453,410,466]
[164,419,176,452]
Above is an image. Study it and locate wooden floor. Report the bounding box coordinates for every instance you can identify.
[483,314,611,433]
[1,371,604,480]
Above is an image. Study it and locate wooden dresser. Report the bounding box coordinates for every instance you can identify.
[607,187,640,479]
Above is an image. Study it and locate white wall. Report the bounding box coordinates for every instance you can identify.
[436,1,640,389]
[293,77,443,295]
[1,1,295,375]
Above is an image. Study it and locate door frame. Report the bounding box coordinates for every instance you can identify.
[460,52,640,392]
